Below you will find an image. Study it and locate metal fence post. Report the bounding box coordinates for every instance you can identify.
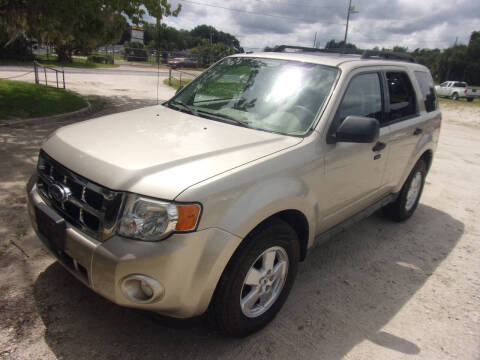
[56,71,59,88]
[169,67,172,86]
[180,72,182,87]
[62,69,65,89]
[44,66,47,86]
[33,61,38,84]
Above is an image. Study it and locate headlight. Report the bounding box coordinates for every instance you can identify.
[118,195,201,241]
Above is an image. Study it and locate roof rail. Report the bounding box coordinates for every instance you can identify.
[274,45,363,55]
[361,50,416,63]
[273,45,417,63]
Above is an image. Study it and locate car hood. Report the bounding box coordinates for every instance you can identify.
[42,105,302,199]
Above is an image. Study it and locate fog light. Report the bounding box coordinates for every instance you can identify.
[120,274,164,304]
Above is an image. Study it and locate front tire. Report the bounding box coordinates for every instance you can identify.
[383,160,427,222]
[211,219,300,337]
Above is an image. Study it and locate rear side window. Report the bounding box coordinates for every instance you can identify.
[414,71,437,112]
[386,72,417,121]
[453,82,466,87]
[336,73,382,123]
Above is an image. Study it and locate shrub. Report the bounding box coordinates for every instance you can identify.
[87,53,114,64]
[0,26,34,61]
[123,47,148,62]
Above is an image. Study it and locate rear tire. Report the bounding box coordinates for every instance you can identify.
[467,98,474,102]
[211,218,300,337]
[451,92,459,100]
[383,160,427,222]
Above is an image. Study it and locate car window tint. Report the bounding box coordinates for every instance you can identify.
[439,82,448,87]
[453,82,466,87]
[414,71,437,112]
[386,72,417,121]
[336,73,382,123]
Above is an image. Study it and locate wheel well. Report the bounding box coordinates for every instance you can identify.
[251,210,309,261]
[420,150,433,172]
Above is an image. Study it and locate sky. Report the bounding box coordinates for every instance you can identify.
[156,0,480,51]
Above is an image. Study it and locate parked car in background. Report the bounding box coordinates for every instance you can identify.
[27,47,441,337]
[435,81,480,101]
[168,57,198,69]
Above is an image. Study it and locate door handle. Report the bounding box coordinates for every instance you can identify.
[413,128,423,136]
[372,141,386,152]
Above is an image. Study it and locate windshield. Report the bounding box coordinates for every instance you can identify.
[168,57,339,136]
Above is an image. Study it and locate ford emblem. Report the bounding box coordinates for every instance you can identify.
[48,183,72,203]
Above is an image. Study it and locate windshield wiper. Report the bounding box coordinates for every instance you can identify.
[196,109,251,128]
[169,100,197,116]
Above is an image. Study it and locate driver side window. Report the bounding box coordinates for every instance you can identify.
[335,72,383,125]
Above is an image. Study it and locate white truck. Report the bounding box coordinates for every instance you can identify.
[435,81,479,101]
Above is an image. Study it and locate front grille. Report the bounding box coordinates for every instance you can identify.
[36,150,124,241]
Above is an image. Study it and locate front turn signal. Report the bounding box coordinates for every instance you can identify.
[175,204,202,231]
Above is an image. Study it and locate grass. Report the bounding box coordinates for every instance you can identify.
[163,77,193,90]
[0,79,88,119]
[0,55,118,69]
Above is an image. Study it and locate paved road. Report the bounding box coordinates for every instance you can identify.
[0,65,197,77]
[0,64,184,100]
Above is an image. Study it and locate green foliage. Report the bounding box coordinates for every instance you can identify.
[0,79,87,119]
[163,77,192,90]
[325,39,357,50]
[87,53,114,64]
[190,25,241,50]
[0,24,33,61]
[0,0,181,62]
[123,42,148,61]
[142,23,242,53]
[190,41,237,66]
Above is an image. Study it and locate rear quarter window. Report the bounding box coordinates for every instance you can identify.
[386,72,417,121]
[414,71,437,113]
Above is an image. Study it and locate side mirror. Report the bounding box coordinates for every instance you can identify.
[175,85,184,94]
[333,115,379,143]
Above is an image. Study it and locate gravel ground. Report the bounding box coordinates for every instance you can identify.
[0,94,479,359]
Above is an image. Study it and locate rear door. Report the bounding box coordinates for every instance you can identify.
[382,69,427,189]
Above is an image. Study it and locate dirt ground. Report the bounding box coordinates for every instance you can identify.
[0,97,479,360]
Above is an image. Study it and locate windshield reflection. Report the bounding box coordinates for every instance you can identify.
[169,57,338,136]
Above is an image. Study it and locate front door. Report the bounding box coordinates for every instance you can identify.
[319,71,390,230]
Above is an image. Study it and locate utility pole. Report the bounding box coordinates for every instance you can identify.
[343,0,358,48]
[313,32,317,48]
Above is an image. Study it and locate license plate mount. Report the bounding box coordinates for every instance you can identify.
[35,203,66,252]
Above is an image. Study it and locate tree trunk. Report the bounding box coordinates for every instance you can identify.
[56,46,73,63]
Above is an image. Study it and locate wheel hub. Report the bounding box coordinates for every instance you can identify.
[405,171,422,211]
[240,246,289,318]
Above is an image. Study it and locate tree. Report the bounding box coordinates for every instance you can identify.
[0,24,33,60]
[190,24,241,50]
[0,0,181,62]
[325,39,357,50]
[190,41,237,66]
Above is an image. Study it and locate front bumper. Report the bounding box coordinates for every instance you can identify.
[27,175,242,318]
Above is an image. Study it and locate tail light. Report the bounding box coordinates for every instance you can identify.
[465,89,468,94]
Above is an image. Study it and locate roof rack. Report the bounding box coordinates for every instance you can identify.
[361,50,416,63]
[273,45,416,63]
[273,45,363,55]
